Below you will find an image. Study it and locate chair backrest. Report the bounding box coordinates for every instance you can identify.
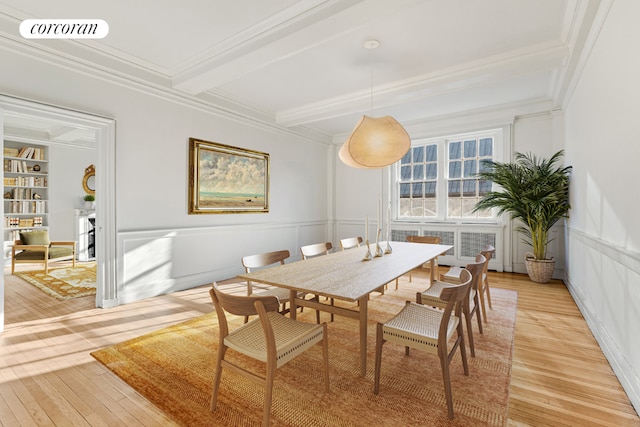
[437,269,472,343]
[439,269,471,304]
[210,282,280,332]
[209,282,280,350]
[466,254,486,292]
[339,236,362,251]
[300,242,332,259]
[407,235,442,245]
[242,249,290,272]
[480,244,495,274]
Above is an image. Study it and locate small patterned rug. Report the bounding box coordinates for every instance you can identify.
[91,278,517,426]
[16,262,96,300]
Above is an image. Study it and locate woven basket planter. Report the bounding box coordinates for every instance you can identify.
[524,253,555,284]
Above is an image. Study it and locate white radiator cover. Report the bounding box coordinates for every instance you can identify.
[391,224,503,271]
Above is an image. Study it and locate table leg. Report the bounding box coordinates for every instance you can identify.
[290,289,297,319]
[358,296,368,377]
[429,258,435,282]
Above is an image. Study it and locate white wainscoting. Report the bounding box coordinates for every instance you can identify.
[116,220,328,305]
[566,228,640,413]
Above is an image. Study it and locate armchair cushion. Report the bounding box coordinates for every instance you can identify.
[14,246,74,260]
[20,230,50,246]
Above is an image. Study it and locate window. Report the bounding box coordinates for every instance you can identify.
[396,128,502,221]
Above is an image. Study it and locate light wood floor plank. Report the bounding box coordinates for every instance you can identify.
[1,266,638,426]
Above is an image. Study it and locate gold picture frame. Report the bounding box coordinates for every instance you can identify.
[188,138,269,214]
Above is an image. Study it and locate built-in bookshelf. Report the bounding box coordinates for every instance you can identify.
[3,142,48,258]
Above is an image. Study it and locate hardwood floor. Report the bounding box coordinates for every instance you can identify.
[0,267,638,426]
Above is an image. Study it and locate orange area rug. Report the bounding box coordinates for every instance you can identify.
[91,279,517,426]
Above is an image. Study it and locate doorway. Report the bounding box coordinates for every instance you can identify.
[0,95,117,332]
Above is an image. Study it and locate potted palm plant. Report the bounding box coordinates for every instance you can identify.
[473,150,572,283]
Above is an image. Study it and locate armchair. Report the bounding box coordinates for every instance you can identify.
[11,230,76,274]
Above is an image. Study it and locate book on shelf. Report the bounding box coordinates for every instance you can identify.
[3,147,19,157]
[9,146,44,160]
[3,216,43,228]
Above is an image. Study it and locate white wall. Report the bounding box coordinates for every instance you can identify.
[48,145,96,240]
[563,0,640,412]
[0,47,331,304]
[333,113,560,276]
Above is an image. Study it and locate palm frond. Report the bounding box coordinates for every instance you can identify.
[473,150,572,259]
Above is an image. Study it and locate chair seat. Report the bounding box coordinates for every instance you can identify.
[14,246,74,260]
[418,280,451,308]
[226,311,325,367]
[382,302,459,352]
[251,286,294,302]
[420,280,476,311]
[440,266,464,284]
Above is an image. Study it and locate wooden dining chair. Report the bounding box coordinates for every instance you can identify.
[242,250,291,321]
[300,242,334,321]
[374,269,472,419]
[417,254,485,357]
[479,245,495,322]
[243,249,321,324]
[300,242,333,258]
[339,236,362,251]
[209,282,329,427]
[404,235,442,287]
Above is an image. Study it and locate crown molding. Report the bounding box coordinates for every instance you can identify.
[0,28,330,145]
[551,0,614,109]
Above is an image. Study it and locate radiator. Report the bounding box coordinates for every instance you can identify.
[391,225,502,270]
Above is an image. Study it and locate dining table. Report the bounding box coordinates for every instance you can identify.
[237,240,452,377]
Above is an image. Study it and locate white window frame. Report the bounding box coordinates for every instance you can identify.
[392,126,507,224]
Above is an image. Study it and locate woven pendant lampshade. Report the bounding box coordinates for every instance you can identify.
[339,115,410,169]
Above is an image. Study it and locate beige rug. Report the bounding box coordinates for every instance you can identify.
[16,262,96,300]
[91,280,517,426]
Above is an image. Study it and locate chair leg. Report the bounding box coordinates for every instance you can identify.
[478,283,488,323]
[463,307,475,358]
[373,323,384,394]
[475,296,483,335]
[458,322,469,376]
[263,359,276,427]
[484,279,493,309]
[439,348,454,419]
[210,347,227,411]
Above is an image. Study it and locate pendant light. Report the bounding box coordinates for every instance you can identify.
[339,40,410,169]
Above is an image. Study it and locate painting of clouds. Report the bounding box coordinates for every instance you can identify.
[189,139,269,213]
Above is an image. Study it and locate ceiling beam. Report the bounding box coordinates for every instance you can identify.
[171,0,423,95]
[277,42,569,127]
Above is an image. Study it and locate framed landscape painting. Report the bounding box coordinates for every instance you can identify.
[188,138,269,214]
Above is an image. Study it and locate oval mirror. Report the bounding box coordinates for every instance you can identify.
[82,164,96,195]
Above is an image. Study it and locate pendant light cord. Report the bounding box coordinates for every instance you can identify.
[370,49,373,115]
[364,40,379,116]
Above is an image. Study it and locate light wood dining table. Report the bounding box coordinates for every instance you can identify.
[237,240,452,377]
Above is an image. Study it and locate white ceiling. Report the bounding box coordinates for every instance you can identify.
[0,0,602,142]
